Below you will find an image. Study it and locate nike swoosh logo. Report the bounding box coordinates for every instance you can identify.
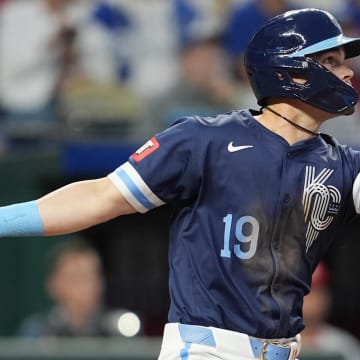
[227,142,254,152]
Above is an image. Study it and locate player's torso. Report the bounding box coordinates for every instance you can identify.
[166,110,358,338]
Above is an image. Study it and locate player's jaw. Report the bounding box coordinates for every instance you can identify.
[311,46,358,116]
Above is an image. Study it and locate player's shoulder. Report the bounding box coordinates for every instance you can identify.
[320,132,360,154]
[320,132,360,169]
[171,109,255,130]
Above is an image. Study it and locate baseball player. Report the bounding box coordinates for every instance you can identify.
[1,7,360,360]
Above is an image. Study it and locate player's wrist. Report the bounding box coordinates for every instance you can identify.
[0,200,44,237]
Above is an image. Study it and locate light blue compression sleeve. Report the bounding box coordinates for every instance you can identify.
[0,200,44,237]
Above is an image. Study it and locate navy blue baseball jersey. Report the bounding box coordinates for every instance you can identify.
[108,109,360,339]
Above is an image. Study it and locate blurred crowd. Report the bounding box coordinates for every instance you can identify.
[17,237,142,338]
[1,1,360,355]
[1,0,360,150]
[301,262,360,360]
[17,238,109,337]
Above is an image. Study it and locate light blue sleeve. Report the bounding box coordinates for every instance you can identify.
[0,200,44,237]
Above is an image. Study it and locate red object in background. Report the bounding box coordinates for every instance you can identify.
[312,262,330,288]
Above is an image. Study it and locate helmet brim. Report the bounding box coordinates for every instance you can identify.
[290,34,360,59]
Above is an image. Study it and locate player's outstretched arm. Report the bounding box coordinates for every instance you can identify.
[0,177,136,237]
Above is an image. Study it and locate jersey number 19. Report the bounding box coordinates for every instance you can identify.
[220,214,259,260]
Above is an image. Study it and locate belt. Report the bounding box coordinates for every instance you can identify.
[249,338,292,360]
[178,324,296,360]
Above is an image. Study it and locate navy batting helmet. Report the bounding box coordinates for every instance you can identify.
[244,8,360,114]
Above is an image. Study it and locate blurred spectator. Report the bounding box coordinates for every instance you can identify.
[149,0,252,128]
[301,262,360,360]
[58,0,179,139]
[0,0,147,141]
[223,0,292,82]
[172,0,228,49]
[90,1,133,83]
[0,0,89,125]
[107,0,179,100]
[150,31,243,128]
[57,0,144,137]
[17,238,110,337]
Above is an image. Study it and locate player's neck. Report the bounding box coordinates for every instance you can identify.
[254,102,324,145]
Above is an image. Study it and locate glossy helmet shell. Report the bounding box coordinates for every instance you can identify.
[244,8,360,114]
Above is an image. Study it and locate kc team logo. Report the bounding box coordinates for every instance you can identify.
[131,137,160,162]
[303,166,341,251]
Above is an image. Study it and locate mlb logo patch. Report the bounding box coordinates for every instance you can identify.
[131,137,160,162]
